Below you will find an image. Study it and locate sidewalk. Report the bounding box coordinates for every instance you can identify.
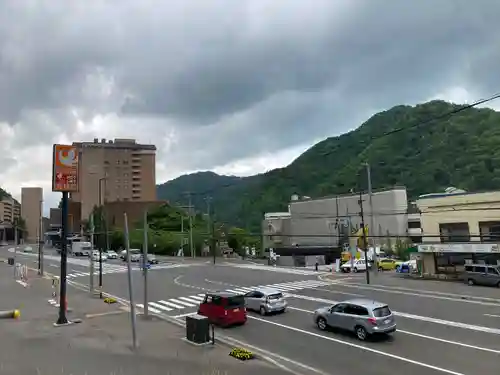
[0,263,289,374]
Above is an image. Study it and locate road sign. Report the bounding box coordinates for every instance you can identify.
[52,144,79,192]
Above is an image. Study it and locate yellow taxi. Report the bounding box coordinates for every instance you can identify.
[377,258,397,271]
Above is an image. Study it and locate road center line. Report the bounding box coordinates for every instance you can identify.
[344,282,500,303]
[285,293,500,335]
[286,307,500,355]
[331,283,500,307]
[484,314,500,318]
[246,315,465,375]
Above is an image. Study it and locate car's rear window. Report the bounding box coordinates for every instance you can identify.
[226,296,245,308]
[267,293,283,300]
[373,306,391,317]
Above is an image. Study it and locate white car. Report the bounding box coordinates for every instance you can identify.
[106,250,118,259]
[91,251,107,262]
[341,259,368,273]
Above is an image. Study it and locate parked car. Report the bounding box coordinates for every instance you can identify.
[121,249,141,261]
[141,253,158,264]
[197,292,247,327]
[91,250,107,262]
[341,259,369,273]
[463,264,500,287]
[243,287,287,315]
[106,250,118,260]
[377,258,397,271]
[396,259,417,273]
[313,298,396,341]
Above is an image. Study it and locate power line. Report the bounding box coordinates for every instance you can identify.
[167,92,500,199]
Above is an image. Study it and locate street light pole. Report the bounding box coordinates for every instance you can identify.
[38,200,44,276]
[187,192,194,258]
[98,177,106,299]
[364,162,377,273]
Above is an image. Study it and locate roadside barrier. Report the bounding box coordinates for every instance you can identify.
[14,263,29,285]
[0,310,21,319]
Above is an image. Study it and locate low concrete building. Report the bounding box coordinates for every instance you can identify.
[416,189,500,276]
[288,187,408,248]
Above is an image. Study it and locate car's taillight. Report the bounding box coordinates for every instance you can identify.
[225,310,228,316]
[368,317,377,325]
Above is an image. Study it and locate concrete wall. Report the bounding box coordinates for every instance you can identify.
[288,187,408,247]
[417,191,500,242]
[21,187,43,243]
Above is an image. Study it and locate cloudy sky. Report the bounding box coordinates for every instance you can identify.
[1,0,500,214]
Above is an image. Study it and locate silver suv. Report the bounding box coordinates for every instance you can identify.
[313,298,396,340]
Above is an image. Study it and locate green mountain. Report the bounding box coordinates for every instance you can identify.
[157,100,500,232]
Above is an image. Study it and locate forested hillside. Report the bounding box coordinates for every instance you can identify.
[158,100,500,231]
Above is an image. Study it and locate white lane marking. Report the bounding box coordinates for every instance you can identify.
[187,295,205,301]
[173,312,198,319]
[236,287,253,292]
[226,289,243,294]
[16,280,29,287]
[333,282,500,307]
[313,287,364,297]
[231,288,251,294]
[136,304,161,314]
[168,298,196,307]
[286,293,500,335]
[158,300,187,309]
[287,307,500,355]
[247,315,465,375]
[149,302,173,312]
[50,263,59,268]
[346,282,500,302]
[484,314,500,318]
[198,293,206,297]
[178,296,202,304]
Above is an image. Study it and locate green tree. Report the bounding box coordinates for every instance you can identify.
[227,227,247,256]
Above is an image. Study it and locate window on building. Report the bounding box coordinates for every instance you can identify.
[408,221,421,229]
[439,222,470,243]
[479,221,500,242]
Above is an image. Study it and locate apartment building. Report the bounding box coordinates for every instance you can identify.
[71,138,157,221]
[21,187,43,243]
[0,196,20,224]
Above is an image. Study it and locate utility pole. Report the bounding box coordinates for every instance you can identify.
[13,223,18,279]
[89,213,94,294]
[358,191,370,285]
[123,213,138,350]
[364,162,377,274]
[38,200,44,276]
[187,192,194,258]
[142,208,149,318]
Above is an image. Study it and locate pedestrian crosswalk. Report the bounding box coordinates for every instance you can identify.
[67,263,195,279]
[222,262,331,275]
[136,279,333,314]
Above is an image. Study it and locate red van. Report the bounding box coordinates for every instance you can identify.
[198,291,247,327]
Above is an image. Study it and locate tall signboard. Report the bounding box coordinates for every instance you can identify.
[51,144,79,326]
[52,144,79,192]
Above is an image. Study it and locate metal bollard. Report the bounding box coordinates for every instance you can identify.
[211,324,215,345]
[0,310,20,319]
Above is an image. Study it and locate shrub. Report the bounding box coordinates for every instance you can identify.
[229,347,254,360]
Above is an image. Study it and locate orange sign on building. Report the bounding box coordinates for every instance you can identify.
[52,144,79,192]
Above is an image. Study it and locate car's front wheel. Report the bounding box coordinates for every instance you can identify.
[316,317,327,331]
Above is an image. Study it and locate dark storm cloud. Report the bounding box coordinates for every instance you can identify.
[0,0,500,173]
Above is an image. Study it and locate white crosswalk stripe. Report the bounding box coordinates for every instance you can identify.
[135,280,333,314]
[222,262,331,275]
[66,262,196,279]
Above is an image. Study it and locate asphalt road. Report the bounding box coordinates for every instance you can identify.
[2,244,499,375]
